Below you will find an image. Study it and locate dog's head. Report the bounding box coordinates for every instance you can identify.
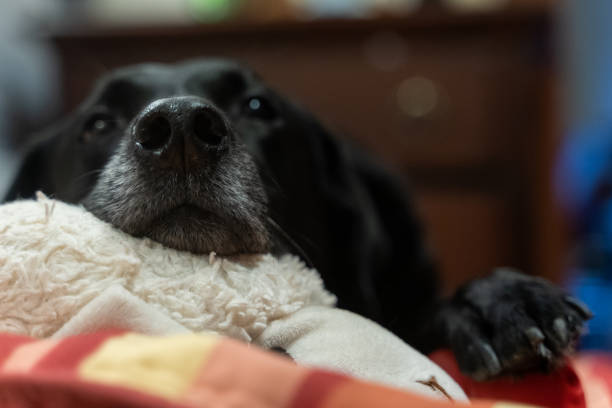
[6,59,342,256]
[5,58,435,327]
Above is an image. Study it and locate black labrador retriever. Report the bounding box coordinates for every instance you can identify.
[4,59,591,381]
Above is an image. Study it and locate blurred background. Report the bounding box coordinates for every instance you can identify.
[1,0,611,348]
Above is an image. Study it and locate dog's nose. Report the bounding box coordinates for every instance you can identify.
[132,97,229,171]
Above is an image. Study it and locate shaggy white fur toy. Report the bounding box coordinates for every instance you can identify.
[0,194,467,401]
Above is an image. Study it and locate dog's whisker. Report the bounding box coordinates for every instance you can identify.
[74,169,104,184]
[254,160,286,199]
[266,217,314,268]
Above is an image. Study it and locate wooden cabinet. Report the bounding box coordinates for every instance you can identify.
[52,5,563,292]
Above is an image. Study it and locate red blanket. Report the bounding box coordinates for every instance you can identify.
[0,331,519,408]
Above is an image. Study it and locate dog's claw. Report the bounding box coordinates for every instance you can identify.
[536,343,553,361]
[479,342,502,378]
[553,317,569,345]
[524,326,545,347]
[564,296,593,319]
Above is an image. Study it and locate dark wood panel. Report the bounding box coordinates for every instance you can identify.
[416,191,516,294]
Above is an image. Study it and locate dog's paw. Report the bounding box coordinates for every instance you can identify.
[442,268,592,381]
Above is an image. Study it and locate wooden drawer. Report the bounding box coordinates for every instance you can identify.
[56,19,542,169]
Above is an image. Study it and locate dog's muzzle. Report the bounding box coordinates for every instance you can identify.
[132,96,230,173]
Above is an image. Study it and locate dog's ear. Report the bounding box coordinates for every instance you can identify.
[3,135,55,202]
[302,118,439,341]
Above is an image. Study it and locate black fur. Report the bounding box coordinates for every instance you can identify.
[4,58,591,380]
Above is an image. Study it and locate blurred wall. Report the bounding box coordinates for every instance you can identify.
[560,0,612,129]
[558,0,612,349]
[0,1,60,197]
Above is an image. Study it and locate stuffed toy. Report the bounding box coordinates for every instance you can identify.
[0,193,467,402]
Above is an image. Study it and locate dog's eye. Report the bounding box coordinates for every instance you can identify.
[243,96,277,120]
[80,113,117,142]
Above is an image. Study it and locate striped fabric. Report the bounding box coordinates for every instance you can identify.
[0,331,532,408]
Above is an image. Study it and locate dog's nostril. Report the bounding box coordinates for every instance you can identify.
[137,116,171,150]
[192,110,226,147]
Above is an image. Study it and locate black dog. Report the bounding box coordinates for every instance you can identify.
[5,59,591,381]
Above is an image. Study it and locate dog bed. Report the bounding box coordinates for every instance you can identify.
[2,195,611,407]
[0,330,609,408]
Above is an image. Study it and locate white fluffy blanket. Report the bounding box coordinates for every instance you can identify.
[0,195,466,401]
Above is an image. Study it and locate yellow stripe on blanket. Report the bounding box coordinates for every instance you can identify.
[79,333,219,399]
